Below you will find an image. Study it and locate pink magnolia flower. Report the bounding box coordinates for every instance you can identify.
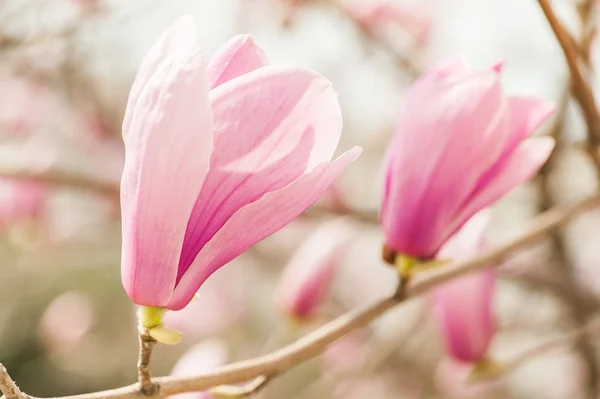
[432,212,495,363]
[275,218,356,320]
[169,340,228,399]
[120,16,361,311]
[381,60,554,259]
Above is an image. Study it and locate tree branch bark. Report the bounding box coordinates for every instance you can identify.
[0,364,27,399]
[137,335,157,396]
[537,0,600,168]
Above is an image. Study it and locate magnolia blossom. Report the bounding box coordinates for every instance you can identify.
[381,60,554,259]
[120,16,361,311]
[432,212,495,363]
[275,218,356,320]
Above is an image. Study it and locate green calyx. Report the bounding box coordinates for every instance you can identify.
[394,254,451,280]
[137,305,183,345]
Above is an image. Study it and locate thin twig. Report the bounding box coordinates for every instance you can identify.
[0,364,27,399]
[329,0,421,79]
[537,0,600,168]
[137,335,158,396]
[0,194,597,399]
[502,321,600,375]
[499,270,600,313]
[537,2,600,397]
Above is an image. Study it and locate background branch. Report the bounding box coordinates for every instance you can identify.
[502,321,600,375]
[536,1,600,396]
[537,0,600,167]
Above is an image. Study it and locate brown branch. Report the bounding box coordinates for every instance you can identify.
[0,194,596,399]
[537,2,600,397]
[0,364,27,399]
[209,376,270,398]
[537,0,600,169]
[577,0,597,65]
[137,335,158,396]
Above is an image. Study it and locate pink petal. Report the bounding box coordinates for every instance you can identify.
[206,35,269,90]
[167,147,361,310]
[383,69,508,257]
[442,137,554,244]
[121,49,213,306]
[122,16,197,137]
[433,268,496,362]
[177,127,314,280]
[435,213,495,362]
[210,66,343,172]
[438,210,491,261]
[177,66,343,278]
[503,96,554,152]
[458,97,554,205]
[413,59,471,83]
[276,218,357,319]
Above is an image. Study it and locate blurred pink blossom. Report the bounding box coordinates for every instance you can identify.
[315,183,353,216]
[120,16,361,310]
[0,73,54,136]
[169,340,229,399]
[0,179,47,228]
[275,218,356,320]
[39,291,95,354]
[433,212,496,364]
[322,332,370,376]
[341,0,431,46]
[381,60,554,259]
